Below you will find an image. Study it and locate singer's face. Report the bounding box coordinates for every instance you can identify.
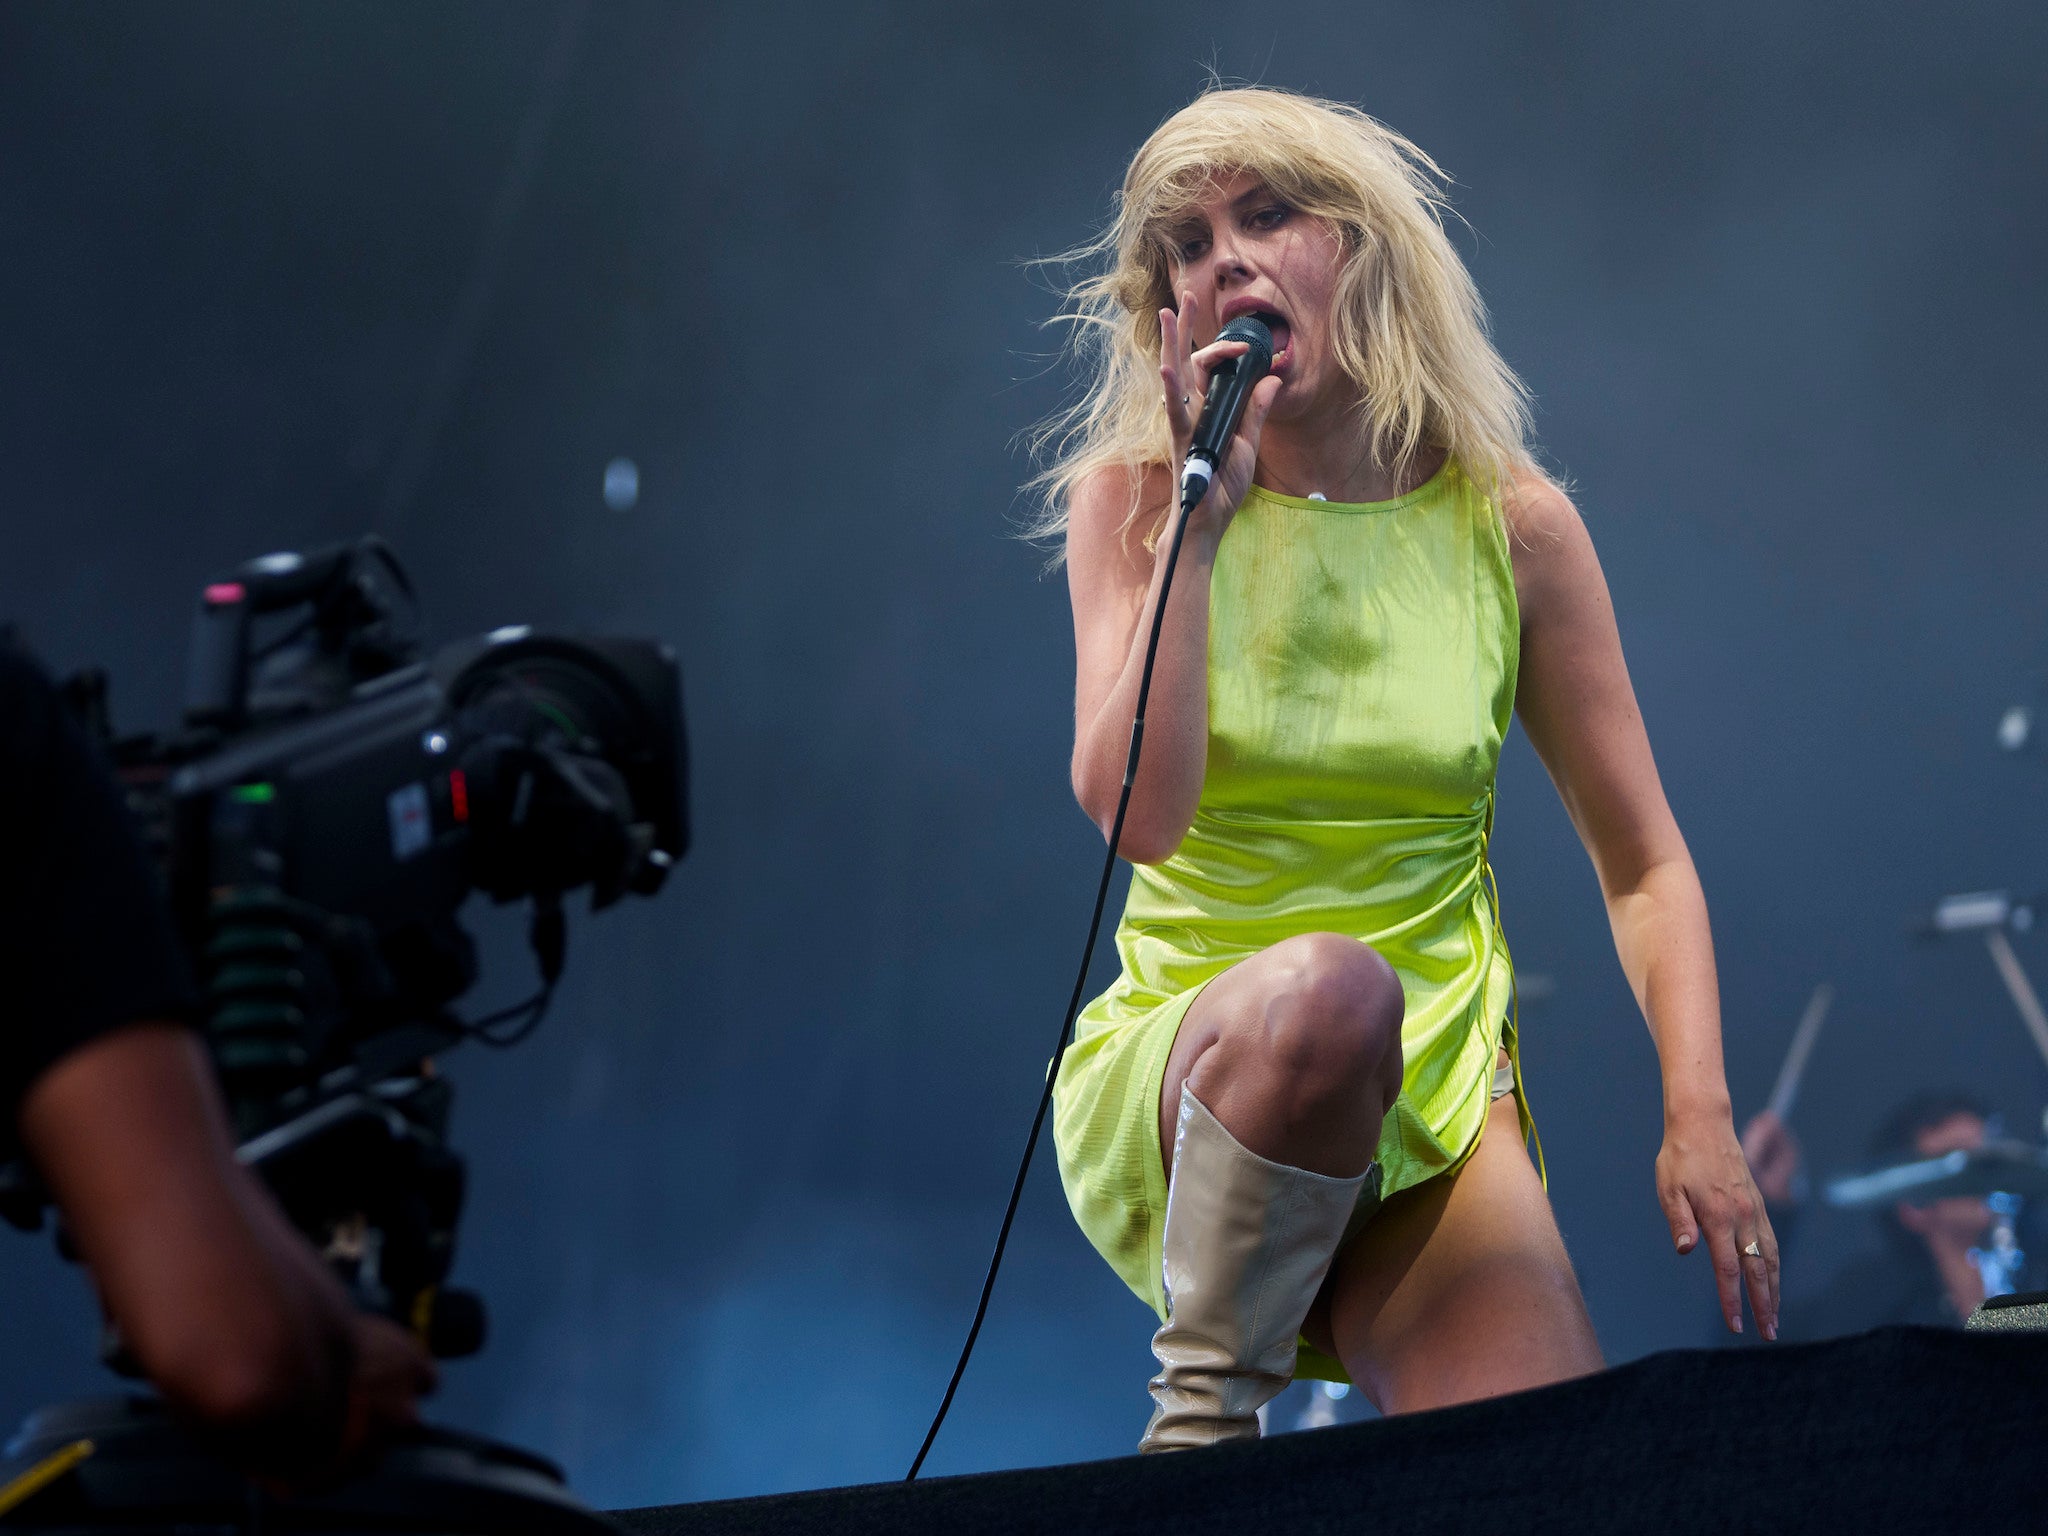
[1164,170,1346,421]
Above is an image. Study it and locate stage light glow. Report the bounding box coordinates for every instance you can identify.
[603,457,640,510]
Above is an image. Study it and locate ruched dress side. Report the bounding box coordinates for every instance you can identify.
[1051,459,1522,1382]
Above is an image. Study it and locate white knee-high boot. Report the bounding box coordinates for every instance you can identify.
[1139,1084,1374,1453]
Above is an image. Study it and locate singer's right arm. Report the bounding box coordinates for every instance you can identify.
[1068,292,1280,861]
[1067,464,1222,863]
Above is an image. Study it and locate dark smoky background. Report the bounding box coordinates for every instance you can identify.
[2,0,2045,1507]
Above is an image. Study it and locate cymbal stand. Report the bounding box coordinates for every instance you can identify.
[1925,892,2048,1073]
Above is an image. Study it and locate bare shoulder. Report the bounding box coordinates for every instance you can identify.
[1502,469,1588,554]
[1067,461,1174,584]
[1502,470,1601,625]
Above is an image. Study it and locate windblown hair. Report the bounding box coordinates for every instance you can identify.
[1023,87,1549,556]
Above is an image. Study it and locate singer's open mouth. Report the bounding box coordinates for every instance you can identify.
[1219,298,1292,370]
[1249,310,1291,365]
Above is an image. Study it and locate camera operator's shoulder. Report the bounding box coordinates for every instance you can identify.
[0,631,45,689]
[0,638,63,756]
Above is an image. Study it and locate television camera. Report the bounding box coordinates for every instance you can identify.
[0,535,687,1532]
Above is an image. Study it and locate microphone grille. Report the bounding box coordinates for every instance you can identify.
[1215,315,1274,373]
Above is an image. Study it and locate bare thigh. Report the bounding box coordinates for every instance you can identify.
[1302,1088,1604,1413]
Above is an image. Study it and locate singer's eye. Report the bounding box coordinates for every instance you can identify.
[1176,234,1210,262]
[1249,205,1290,233]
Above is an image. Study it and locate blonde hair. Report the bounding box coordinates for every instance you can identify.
[1023,86,1549,554]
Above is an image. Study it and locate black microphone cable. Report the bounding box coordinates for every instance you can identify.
[906,319,1271,1479]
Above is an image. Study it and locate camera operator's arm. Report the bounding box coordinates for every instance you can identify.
[19,1022,365,1443]
[0,641,431,1472]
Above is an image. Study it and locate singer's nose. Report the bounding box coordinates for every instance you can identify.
[1203,228,1254,288]
[1212,244,1252,284]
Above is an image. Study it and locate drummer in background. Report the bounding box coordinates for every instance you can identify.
[1738,1092,2024,1337]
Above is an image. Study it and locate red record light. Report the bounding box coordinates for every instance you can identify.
[449,768,470,824]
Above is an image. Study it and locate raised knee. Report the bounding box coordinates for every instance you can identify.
[1259,934,1403,1089]
[1282,932,1402,1037]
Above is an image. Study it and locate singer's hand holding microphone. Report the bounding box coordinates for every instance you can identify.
[1159,291,1281,546]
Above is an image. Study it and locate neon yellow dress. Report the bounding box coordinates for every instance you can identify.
[1051,459,1522,1379]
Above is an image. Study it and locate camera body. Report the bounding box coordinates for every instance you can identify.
[16,537,687,1359]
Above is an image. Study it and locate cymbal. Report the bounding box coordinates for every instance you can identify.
[1823,1141,2048,1207]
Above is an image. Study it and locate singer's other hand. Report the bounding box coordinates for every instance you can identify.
[1659,1107,1781,1340]
[1160,291,1281,543]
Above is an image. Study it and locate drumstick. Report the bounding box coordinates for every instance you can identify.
[1982,928,2048,1073]
[1765,982,1833,1122]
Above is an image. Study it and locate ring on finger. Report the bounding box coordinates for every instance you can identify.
[1742,1240,1762,1258]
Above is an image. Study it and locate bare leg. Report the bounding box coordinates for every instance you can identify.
[1136,932,1405,1451]
[1305,1088,1604,1412]
[1158,931,1405,1180]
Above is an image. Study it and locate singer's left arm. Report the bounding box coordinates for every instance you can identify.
[1506,474,1779,1341]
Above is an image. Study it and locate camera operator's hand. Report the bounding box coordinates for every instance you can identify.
[339,1314,437,1461]
[17,1021,430,1476]
[251,1178,439,1469]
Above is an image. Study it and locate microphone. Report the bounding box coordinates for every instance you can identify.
[1179,315,1274,508]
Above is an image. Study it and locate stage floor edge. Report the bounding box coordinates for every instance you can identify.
[612,1326,2048,1536]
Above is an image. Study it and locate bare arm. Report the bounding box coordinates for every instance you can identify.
[1068,292,1279,862]
[1067,463,1216,862]
[17,1022,433,1470]
[1509,478,1779,1340]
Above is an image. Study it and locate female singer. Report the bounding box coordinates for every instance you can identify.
[1036,87,1777,1450]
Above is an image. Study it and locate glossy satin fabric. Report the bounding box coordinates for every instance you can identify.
[1052,459,1520,1339]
